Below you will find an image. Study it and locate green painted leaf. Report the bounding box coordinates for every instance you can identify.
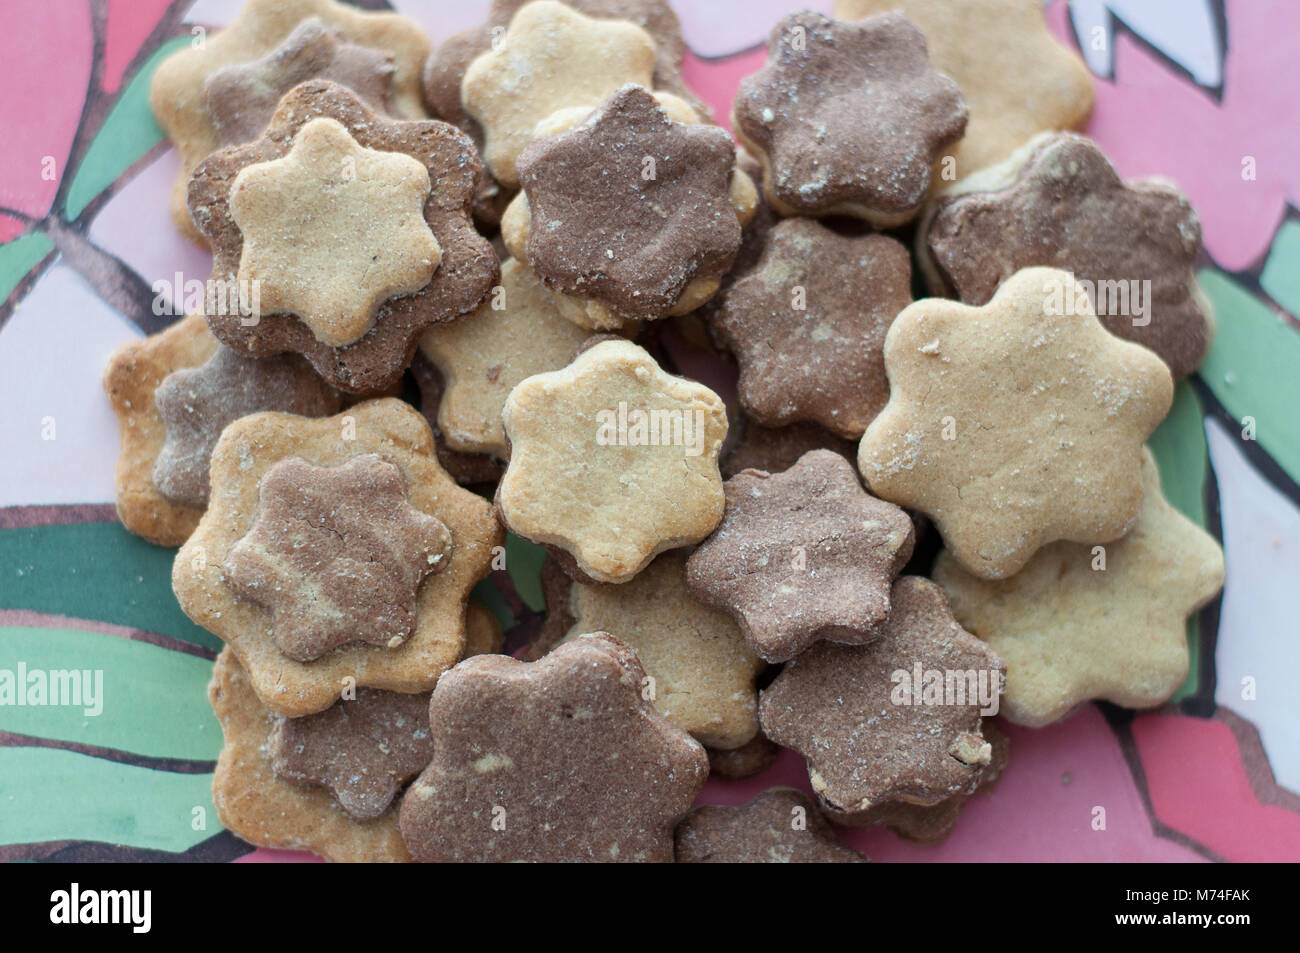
[62,37,190,221]
[0,232,54,303]
[1197,268,1300,485]
[0,625,218,760]
[0,747,213,852]
[0,521,220,653]
[1260,219,1300,318]
[505,533,547,612]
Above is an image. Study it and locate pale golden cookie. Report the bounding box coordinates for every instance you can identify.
[858,267,1173,580]
[934,449,1225,727]
[463,601,506,658]
[173,399,502,716]
[419,258,591,460]
[561,552,764,749]
[461,0,657,189]
[833,0,1093,177]
[229,117,442,348]
[150,0,430,245]
[103,315,220,547]
[498,338,728,584]
[208,648,411,862]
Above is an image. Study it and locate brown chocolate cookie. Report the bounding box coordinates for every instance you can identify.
[518,557,578,662]
[760,576,1005,816]
[711,219,912,438]
[733,11,967,225]
[720,419,857,480]
[921,132,1213,377]
[706,733,781,781]
[153,345,339,508]
[203,17,396,148]
[686,450,914,663]
[517,84,742,322]
[269,688,434,821]
[222,453,453,663]
[187,80,497,393]
[675,788,867,863]
[398,633,708,862]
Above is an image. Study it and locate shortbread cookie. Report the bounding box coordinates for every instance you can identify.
[173,399,502,716]
[687,450,914,663]
[711,219,913,438]
[153,345,340,509]
[833,0,1094,176]
[103,315,220,546]
[498,338,728,584]
[151,0,430,244]
[508,85,747,325]
[209,648,411,862]
[761,576,1005,816]
[398,633,708,862]
[733,11,967,225]
[409,353,505,485]
[858,267,1174,580]
[561,552,764,749]
[419,258,591,460]
[675,788,867,863]
[203,17,395,148]
[934,449,1225,727]
[706,733,781,781]
[188,80,497,393]
[920,132,1214,378]
[463,601,506,658]
[720,419,857,480]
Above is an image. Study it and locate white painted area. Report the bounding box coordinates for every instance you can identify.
[1069,0,1222,86]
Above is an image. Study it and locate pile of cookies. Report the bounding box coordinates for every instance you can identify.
[101,0,1225,862]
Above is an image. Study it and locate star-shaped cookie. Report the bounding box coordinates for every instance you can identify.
[858,266,1174,580]
[419,258,591,461]
[173,399,503,717]
[686,450,914,663]
[497,338,728,584]
[150,0,430,245]
[674,789,867,863]
[222,453,454,663]
[187,80,497,393]
[461,1,657,189]
[398,633,708,862]
[711,218,914,438]
[920,132,1214,378]
[833,0,1094,176]
[561,552,765,749]
[733,11,967,225]
[760,576,1005,816]
[934,448,1225,727]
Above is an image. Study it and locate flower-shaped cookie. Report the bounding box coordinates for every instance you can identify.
[833,0,1094,176]
[398,633,708,862]
[222,454,454,663]
[187,80,497,394]
[203,17,395,148]
[173,399,502,716]
[732,11,967,225]
[419,258,591,461]
[934,449,1225,727]
[209,649,411,862]
[687,450,915,663]
[674,789,867,863]
[461,1,657,189]
[760,576,1006,816]
[711,219,914,438]
[497,338,728,584]
[561,552,765,749]
[509,84,747,324]
[409,353,507,486]
[153,345,340,509]
[150,0,430,245]
[720,419,857,480]
[920,132,1214,378]
[858,267,1174,580]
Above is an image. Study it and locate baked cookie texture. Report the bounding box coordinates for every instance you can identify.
[675,788,867,863]
[858,266,1174,580]
[497,338,728,584]
[934,449,1225,727]
[173,398,502,717]
[150,0,430,244]
[398,633,708,862]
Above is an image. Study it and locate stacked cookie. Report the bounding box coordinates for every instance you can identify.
[100,0,1223,862]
